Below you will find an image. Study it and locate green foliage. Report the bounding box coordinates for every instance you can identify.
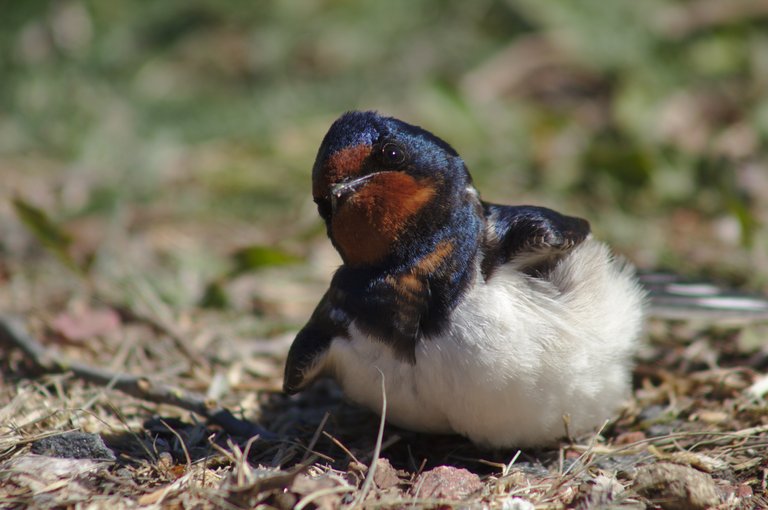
[200,280,229,309]
[12,197,91,275]
[1,0,766,282]
[228,246,302,278]
[200,245,303,308]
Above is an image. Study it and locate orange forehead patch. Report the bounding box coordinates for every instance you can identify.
[331,172,437,266]
[313,144,372,199]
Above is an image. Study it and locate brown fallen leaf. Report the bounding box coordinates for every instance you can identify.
[137,485,170,505]
[0,454,107,497]
[614,430,646,446]
[51,305,121,342]
[633,462,720,510]
[573,475,626,508]
[372,458,403,490]
[648,445,728,472]
[690,410,729,425]
[291,473,351,510]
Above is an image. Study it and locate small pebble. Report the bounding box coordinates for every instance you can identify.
[31,432,116,461]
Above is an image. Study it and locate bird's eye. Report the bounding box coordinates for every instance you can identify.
[380,142,407,166]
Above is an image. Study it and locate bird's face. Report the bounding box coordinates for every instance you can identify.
[312,111,474,267]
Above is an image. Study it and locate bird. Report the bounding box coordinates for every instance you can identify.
[282,110,648,448]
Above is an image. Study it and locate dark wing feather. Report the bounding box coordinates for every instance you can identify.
[481,203,591,278]
[283,289,348,394]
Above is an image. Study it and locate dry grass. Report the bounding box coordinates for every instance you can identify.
[1,295,767,509]
[1,187,767,510]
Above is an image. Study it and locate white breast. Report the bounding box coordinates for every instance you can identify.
[323,239,646,447]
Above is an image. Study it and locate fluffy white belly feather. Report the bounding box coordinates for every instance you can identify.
[324,240,646,447]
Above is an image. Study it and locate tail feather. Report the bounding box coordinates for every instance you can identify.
[640,272,768,321]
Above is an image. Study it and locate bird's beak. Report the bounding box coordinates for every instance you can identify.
[330,172,381,211]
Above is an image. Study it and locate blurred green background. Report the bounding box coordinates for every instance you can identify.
[2,0,768,318]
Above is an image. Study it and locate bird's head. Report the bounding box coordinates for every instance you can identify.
[312,111,479,267]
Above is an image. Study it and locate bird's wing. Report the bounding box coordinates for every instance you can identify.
[481,203,591,278]
[283,290,347,394]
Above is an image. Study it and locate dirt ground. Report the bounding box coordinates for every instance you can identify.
[1,228,767,508]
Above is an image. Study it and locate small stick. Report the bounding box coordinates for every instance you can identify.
[301,411,330,463]
[161,419,193,468]
[322,431,362,465]
[353,368,387,508]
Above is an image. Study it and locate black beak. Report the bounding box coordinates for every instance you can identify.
[330,172,380,212]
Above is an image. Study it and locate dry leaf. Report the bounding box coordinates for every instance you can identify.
[633,462,720,510]
[51,306,121,342]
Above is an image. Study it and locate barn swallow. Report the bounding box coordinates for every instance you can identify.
[283,111,646,448]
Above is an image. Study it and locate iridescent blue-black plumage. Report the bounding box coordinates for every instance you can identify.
[284,111,591,392]
[481,204,591,278]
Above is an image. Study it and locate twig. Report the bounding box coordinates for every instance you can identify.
[302,411,330,463]
[503,450,522,477]
[295,486,356,510]
[322,431,362,465]
[561,419,609,477]
[0,313,273,439]
[161,419,193,468]
[353,368,387,508]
